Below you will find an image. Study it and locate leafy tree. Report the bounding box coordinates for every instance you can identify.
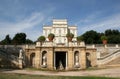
[37,36,46,45]
[82,30,100,44]
[101,35,108,44]
[77,36,84,42]
[38,36,46,42]
[101,35,107,40]
[105,29,120,44]
[66,32,74,42]
[105,29,119,36]
[107,35,120,44]
[12,33,26,45]
[0,34,11,45]
[48,33,55,41]
[26,39,34,44]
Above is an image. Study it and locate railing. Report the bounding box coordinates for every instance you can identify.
[1,44,120,49]
[97,50,120,65]
[86,44,120,48]
[35,41,85,47]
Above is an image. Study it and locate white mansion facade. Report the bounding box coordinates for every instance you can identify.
[43,19,77,45]
[24,19,97,70]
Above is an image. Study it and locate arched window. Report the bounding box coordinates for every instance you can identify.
[42,51,47,68]
[74,51,80,68]
[30,53,35,67]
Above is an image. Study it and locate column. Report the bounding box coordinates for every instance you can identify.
[66,52,68,70]
[35,47,41,68]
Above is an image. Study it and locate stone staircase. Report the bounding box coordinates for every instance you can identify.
[97,50,120,66]
[0,48,19,67]
[107,57,120,65]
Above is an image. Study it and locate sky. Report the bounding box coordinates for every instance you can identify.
[0,0,120,41]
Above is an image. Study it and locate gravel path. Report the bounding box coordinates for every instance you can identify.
[0,67,120,78]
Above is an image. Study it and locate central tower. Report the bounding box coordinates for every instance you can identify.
[43,19,77,46]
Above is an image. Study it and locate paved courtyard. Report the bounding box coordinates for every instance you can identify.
[0,67,120,78]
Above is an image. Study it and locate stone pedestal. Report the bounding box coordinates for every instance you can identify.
[19,58,23,69]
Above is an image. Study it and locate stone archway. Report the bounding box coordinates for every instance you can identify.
[55,51,66,70]
[30,53,35,67]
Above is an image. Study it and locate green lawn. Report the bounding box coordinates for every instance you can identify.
[0,73,119,79]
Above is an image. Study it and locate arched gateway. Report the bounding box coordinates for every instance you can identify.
[25,19,97,70]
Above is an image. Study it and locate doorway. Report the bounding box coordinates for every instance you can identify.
[55,51,66,70]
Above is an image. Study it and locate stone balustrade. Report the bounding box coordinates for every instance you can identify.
[97,50,120,65]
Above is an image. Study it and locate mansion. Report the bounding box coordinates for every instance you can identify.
[43,19,77,45]
[25,19,97,70]
[1,19,120,70]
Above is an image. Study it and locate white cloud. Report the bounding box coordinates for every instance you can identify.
[77,13,120,34]
[0,12,44,34]
[0,8,55,41]
[75,11,102,25]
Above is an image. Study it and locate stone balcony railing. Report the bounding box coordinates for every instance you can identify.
[35,41,85,47]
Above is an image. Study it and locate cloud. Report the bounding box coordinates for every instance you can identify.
[0,12,44,34]
[75,11,102,25]
[0,7,55,41]
[77,13,120,34]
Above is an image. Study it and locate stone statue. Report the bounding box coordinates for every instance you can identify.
[19,49,23,58]
[75,53,80,67]
[19,49,23,69]
[42,54,47,66]
[59,61,64,70]
[75,55,79,65]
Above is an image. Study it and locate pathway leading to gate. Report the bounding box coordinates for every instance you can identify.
[0,67,120,78]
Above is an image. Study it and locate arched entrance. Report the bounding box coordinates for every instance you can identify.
[54,51,67,70]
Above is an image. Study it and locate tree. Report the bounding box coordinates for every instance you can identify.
[77,36,84,42]
[12,33,26,45]
[48,33,55,41]
[26,39,34,44]
[38,36,46,45]
[82,30,100,44]
[101,35,108,45]
[38,36,46,42]
[0,34,11,45]
[66,32,74,42]
[105,29,120,44]
[105,29,119,36]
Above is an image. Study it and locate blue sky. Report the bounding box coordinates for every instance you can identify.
[0,0,120,41]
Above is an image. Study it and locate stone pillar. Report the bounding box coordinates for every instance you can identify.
[47,47,54,70]
[97,51,100,58]
[80,47,86,69]
[116,44,119,48]
[67,48,73,70]
[35,47,41,68]
[19,58,23,69]
[66,52,68,70]
[19,49,23,69]
[91,49,97,67]
[54,52,56,69]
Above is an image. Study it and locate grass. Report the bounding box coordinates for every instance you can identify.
[0,73,119,79]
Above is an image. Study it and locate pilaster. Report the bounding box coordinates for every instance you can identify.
[35,47,41,68]
[80,47,86,69]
